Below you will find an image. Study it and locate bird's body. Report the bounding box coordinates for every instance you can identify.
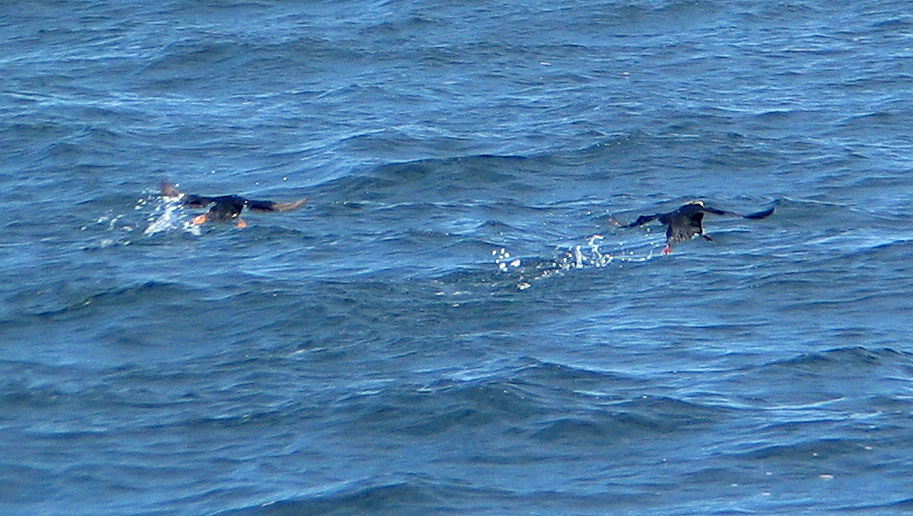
[162,184,305,227]
[622,200,774,253]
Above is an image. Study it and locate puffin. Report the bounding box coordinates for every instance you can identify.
[161,183,306,227]
[621,200,774,254]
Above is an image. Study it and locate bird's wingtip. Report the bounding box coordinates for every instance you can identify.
[161,182,181,198]
[743,206,775,219]
[272,198,307,212]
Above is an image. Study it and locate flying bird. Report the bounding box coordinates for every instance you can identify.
[161,183,306,228]
[621,200,774,254]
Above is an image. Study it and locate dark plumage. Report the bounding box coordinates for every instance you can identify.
[162,183,306,227]
[621,200,774,253]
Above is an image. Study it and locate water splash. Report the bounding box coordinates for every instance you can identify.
[494,234,657,290]
[493,248,522,272]
[84,194,202,248]
[143,198,201,237]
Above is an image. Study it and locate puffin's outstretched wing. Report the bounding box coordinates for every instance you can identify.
[621,213,660,228]
[246,198,307,212]
[702,205,774,219]
[700,205,739,217]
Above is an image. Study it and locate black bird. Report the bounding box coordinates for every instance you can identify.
[162,183,306,227]
[621,200,774,254]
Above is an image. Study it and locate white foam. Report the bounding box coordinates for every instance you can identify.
[143,201,201,236]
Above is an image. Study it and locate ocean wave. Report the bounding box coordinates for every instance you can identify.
[217,474,505,516]
[764,346,907,370]
[333,378,546,438]
[733,437,869,462]
[9,280,197,321]
[532,395,730,444]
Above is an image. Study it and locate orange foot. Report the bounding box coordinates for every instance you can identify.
[236,218,248,228]
[192,214,207,225]
[662,245,671,255]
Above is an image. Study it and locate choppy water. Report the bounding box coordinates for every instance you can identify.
[3,1,913,514]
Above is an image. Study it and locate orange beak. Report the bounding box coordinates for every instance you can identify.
[192,214,207,225]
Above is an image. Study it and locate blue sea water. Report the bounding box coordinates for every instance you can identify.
[2,0,913,514]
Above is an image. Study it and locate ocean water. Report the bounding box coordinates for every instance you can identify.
[2,1,913,514]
